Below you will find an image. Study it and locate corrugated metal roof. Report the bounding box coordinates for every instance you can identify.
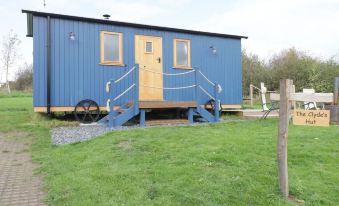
[22,9,248,39]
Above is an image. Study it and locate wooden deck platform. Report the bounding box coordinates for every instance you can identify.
[139,101,197,109]
[34,101,240,112]
[224,109,280,118]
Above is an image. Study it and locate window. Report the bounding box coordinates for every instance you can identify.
[173,39,191,69]
[100,31,123,65]
[145,41,153,53]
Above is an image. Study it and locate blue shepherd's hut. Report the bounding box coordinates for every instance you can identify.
[22,10,247,127]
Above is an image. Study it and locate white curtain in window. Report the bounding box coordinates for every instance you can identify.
[176,41,188,66]
[104,34,119,62]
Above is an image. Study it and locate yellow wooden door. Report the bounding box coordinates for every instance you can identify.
[135,35,163,100]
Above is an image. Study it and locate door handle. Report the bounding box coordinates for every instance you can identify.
[157,57,161,63]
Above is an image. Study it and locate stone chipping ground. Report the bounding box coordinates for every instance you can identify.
[51,118,245,145]
[51,124,140,145]
[0,132,45,206]
[51,122,203,145]
[52,123,192,145]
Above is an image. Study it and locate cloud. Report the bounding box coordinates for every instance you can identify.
[28,0,166,24]
[190,0,339,60]
[1,0,339,81]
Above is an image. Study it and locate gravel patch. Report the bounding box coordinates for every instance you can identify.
[51,121,201,145]
[51,124,108,145]
[51,124,141,145]
[51,118,241,145]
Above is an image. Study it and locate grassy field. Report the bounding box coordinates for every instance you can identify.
[0,92,338,205]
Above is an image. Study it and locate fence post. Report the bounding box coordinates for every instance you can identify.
[291,84,296,109]
[261,82,268,111]
[277,79,292,198]
[250,84,253,107]
[334,77,339,105]
[214,82,220,122]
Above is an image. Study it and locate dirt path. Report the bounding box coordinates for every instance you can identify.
[0,132,45,206]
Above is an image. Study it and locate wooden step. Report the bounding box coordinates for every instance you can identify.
[146,119,189,126]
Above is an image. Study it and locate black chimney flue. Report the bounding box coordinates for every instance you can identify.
[103,14,110,20]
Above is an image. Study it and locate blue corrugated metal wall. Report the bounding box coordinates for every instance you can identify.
[33,16,242,107]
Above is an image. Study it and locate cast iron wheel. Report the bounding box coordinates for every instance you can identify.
[204,99,222,116]
[74,99,100,123]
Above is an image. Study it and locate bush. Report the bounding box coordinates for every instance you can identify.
[242,48,339,96]
[12,63,33,91]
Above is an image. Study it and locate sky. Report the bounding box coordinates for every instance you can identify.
[1,0,339,81]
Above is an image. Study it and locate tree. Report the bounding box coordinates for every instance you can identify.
[13,63,33,91]
[1,30,21,94]
[242,50,270,96]
[242,48,339,98]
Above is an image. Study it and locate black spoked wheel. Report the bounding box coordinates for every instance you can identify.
[74,99,100,123]
[204,99,222,116]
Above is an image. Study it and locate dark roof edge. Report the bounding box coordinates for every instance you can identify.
[22,9,248,39]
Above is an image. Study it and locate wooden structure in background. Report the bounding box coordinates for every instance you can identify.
[249,82,269,110]
[325,77,339,124]
[270,92,333,103]
[334,77,339,105]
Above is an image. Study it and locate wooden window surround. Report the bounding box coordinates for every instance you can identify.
[100,31,123,66]
[173,38,191,69]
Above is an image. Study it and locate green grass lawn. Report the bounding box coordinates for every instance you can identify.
[0,92,338,205]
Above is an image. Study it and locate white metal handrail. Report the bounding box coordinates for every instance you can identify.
[141,84,196,90]
[114,66,136,84]
[140,66,216,87]
[197,70,215,86]
[139,66,220,101]
[139,67,195,76]
[110,64,220,104]
[112,84,136,101]
[198,85,215,100]
[164,85,196,90]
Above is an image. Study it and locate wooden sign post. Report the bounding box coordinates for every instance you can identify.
[274,79,333,198]
[277,79,292,198]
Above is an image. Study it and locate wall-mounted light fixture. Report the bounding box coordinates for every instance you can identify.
[69,32,76,41]
[209,46,217,54]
